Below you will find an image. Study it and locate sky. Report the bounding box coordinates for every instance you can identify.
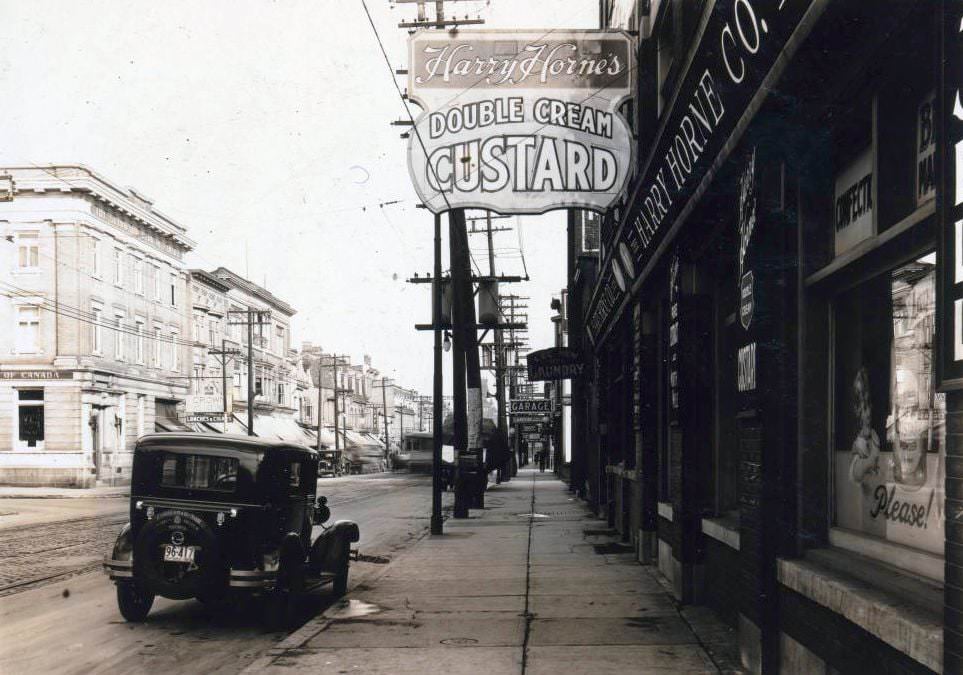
[0,0,598,394]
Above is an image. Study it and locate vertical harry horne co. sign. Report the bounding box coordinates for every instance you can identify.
[939,6,963,388]
[406,30,635,215]
[586,0,818,344]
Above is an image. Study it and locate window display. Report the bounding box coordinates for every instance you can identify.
[833,254,945,557]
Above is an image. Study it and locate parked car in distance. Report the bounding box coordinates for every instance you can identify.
[104,433,360,629]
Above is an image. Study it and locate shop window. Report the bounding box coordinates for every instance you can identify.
[16,306,40,354]
[17,389,44,448]
[832,253,944,562]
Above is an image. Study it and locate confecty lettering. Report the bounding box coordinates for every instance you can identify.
[835,173,873,231]
[532,99,613,139]
[426,135,618,194]
[416,42,625,87]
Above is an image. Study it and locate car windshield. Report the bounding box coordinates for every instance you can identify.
[160,453,239,492]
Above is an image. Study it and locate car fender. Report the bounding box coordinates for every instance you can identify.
[309,520,359,574]
[103,523,134,580]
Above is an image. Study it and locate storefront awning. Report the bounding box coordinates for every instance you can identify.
[155,416,191,433]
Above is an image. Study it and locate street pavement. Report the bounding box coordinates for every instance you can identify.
[244,469,743,675]
[0,472,447,674]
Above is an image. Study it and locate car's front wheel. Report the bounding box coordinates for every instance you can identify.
[117,583,154,622]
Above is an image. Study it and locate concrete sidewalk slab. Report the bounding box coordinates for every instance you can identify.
[242,470,741,674]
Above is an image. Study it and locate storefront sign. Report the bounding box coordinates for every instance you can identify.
[917,91,936,207]
[586,266,625,343]
[834,147,875,256]
[0,370,74,380]
[939,5,963,389]
[740,271,755,330]
[587,0,817,343]
[186,394,222,413]
[668,254,681,418]
[407,30,635,215]
[527,347,584,381]
[185,412,227,424]
[509,399,553,415]
[737,342,756,392]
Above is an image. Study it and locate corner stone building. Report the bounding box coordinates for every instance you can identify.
[0,166,194,486]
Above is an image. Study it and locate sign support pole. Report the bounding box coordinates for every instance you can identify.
[431,212,444,534]
[450,208,471,518]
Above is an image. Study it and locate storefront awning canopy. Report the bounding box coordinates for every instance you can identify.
[155,416,191,433]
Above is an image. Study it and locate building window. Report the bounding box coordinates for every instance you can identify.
[832,253,944,563]
[171,329,180,371]
[17,233,39,269]
[135,318,145,364]
[169,272,177,307]
[233,371,242,398]
[193,366,203,395]
[17,389,44,449]
[91,302,103,355]
[153,265,163,301]
[278,382,285,405]
[210,319,218,347]
[16,306,40,354]
[114,311,125,361]
[92,238,103,279]
[113,248,123,285]
[133,257,144,295]
[153,325,162,367]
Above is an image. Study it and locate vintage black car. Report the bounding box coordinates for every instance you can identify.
[103,433,359,628]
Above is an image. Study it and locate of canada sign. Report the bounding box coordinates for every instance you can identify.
[407,30,635,215]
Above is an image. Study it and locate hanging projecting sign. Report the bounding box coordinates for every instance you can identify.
[527,347,584,381]
[939,7,963,388]
[406,30,635,215]
[509,399,553,415]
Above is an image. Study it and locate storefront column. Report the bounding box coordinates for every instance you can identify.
[638,308,659,563]
[946,391,963,673]
[735,145,798,674]
[667,255,712,603]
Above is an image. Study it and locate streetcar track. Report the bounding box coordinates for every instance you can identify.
[0,477,430,597]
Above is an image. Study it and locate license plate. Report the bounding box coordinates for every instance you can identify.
[163,545,196,563]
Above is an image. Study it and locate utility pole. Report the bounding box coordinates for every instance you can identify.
[396,0,485,529]
[485,212,509,482]
[227,308,270,436]
[209,340,241,433]
[314,354,349,453]
[374,378,394,459]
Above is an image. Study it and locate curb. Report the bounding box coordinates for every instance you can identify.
[240,511,450,673]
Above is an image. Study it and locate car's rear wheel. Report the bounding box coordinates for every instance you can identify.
[117,583,154,622]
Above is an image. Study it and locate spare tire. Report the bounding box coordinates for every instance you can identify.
[133,510,225,600]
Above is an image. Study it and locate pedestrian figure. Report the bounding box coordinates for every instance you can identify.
[538,448,546,472]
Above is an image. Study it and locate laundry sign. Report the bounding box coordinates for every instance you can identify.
[406,30,635,215]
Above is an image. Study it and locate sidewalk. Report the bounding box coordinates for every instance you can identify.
[244,469,742,674]
[0,485,129,499]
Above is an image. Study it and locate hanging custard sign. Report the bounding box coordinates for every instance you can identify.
[407,30,635,214]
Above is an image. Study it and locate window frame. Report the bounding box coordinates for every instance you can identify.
[16,232,40,271]
[15,305,41,354]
